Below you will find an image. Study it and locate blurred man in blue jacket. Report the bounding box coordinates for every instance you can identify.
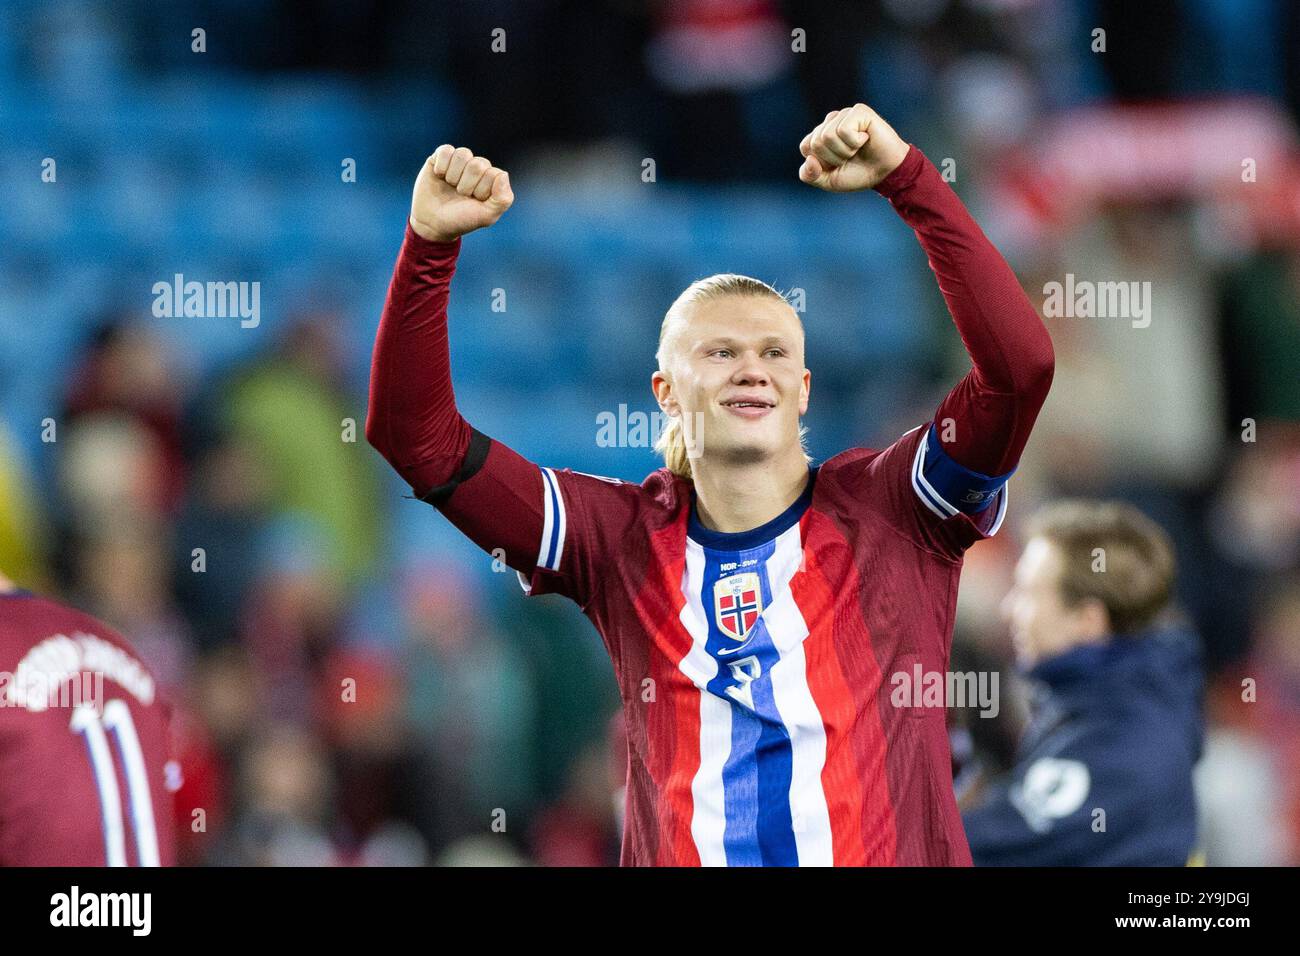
[962,500,1204,866]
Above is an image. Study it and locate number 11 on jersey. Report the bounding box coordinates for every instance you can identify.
[70,700,161,867]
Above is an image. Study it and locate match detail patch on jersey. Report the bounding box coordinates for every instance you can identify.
[537,466,567,573]
[911,422,1012,533]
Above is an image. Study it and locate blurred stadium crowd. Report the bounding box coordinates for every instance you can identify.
[1,0,1299,865]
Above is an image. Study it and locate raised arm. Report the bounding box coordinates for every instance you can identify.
[366,146,627,607]
[800,105,1054,487]
[366,146,548,571]
[366,145,514,497]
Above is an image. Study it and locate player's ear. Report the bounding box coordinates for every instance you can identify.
[799,368,811,416]
[1076,597,1112,641]
[651,370,677,415]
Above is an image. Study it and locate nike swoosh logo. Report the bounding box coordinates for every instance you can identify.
[717,640,754,656]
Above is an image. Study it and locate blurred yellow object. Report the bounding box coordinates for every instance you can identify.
[1187,850,1207,867]
[0,423,52,591]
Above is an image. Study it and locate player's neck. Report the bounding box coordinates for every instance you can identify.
[0,571,16,594]
[691,450,811,534]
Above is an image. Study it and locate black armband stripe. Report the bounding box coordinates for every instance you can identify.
[417,427,492,507]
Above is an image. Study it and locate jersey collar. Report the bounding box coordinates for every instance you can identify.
[687,466,818,551]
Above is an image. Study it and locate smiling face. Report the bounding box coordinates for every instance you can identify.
[653,293,810,470]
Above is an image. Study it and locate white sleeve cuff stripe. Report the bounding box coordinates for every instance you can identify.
[987,480,1009,536]
[537,468,554,569]
[912,428,960,519]
[538,467,566,572]
[553,469,567,570]
[911,427,1010,536]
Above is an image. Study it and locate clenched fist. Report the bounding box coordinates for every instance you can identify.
[409,145,514,242]
[798,104,910,193]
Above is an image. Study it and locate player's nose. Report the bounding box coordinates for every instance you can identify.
[731,352,770,385]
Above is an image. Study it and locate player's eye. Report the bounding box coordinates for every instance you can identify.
[765,348,785,358]
[709,348,733,359]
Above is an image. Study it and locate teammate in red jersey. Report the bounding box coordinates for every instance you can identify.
[367,104,1054,865]
[0,570,177,866]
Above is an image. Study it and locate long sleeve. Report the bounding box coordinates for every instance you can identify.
[364,223,545,571]
[365,222,472,497]
[364,223,631,609]
[875,146,1054,477]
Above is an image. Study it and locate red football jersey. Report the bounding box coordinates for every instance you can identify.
[0,591,177,866]
[442,422,1005,865]
[365,145,1056,865]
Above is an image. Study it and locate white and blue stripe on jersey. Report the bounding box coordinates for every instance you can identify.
[537,466,566,573]
[677,475,835,866]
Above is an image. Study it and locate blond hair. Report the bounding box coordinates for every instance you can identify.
[654,274,811,480]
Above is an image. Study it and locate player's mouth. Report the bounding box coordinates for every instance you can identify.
[719,396,775,419]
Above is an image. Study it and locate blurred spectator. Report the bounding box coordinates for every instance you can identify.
[400,561,538,853]
[529,741,620,867]
[962,501,1204,866]
[71,524,193,692]
[317,646,430,865]
[219,722,338,866]
[1033,204,1226,493]
[238,515,346,726]
[218,317,385,586]
[1199,576,1300,865]
[62,320,188,512]
[172,433,274,651]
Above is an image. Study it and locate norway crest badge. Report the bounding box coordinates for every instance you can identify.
[714,572,762,642]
